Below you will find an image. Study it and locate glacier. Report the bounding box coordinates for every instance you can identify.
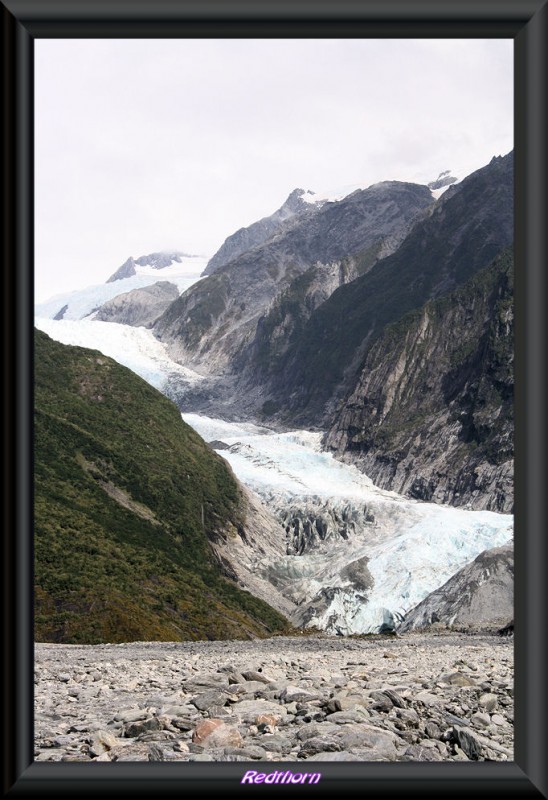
[183,413,512,635]
[36,300,513,636]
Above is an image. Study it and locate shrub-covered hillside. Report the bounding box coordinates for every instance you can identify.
[34,329,291,643]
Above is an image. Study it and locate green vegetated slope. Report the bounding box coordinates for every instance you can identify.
[34,329,291,643]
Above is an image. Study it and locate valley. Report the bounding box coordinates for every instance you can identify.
[35,154,515,640]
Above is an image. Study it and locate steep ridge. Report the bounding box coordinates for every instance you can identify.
[325,248,514,512]
[93,281,180,327]
[251,152,513,426]
[34,329,293,643]
[399,545,513,633]
[153,181,433,372]
[107,251,192,283]
[204,188,323,275]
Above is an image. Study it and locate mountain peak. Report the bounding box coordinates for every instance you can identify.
[106,251,191,283]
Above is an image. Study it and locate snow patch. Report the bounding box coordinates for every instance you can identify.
[35,256,206,320]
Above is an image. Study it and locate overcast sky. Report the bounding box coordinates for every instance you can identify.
[35,38,513,302]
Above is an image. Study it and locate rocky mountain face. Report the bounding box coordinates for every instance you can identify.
[428,170,458,191]
[252,153,513,428]
[153,181,434,372]
[203,188,323,276]
[325,248,514,512]
[399,545,513,633]
[34,329,292,643]
[93,281,180,328]
[107,251,190,283]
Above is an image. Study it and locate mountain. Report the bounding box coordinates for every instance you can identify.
[325,247,514,512]
[154,181,434,371]
[35,255,206,322]
[398,545,513,633]
[93,281,180,328]
[203,188,324,276]
[107,251,193,283]
[248,152,513,427]
[34,329,292,644]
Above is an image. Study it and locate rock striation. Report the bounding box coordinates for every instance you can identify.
[93,281,180,328]
[204,188,323,276]
[153,181,433,373]
[399,546,514,633]
[325,247,514,512]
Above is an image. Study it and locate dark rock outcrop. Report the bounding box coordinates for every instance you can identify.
[255,152,513,428]
[325,247,514,512]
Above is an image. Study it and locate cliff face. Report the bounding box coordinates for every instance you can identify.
[399,545,513,633]
[254,154,513,427]
[153,181,433,372]
[203,188,322,276]
[325,248,514,512]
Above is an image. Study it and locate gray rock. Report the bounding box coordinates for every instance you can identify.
[424,721,441,740]
[402,744,444,761]
[191,691,230,711]
[123,717,162,738]
[279,685,319,704]
[453,726,484,760]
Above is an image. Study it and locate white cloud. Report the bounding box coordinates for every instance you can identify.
[35,38,513,301]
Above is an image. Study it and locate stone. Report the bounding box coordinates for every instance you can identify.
[279,685,319,704]
[89,730,118,756]
[242,671,273,684]
[471,712,491,728]
[453,726,483,760]
[191,691,230,711]
[424,721,441,740]
[382,689,406,708]
[123,717,162,738]
[402,744,444,761]
[192,719,243,749]
[479,693,498,712]
[442,672,477,687]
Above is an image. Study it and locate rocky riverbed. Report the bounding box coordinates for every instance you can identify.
[34,633,513,764]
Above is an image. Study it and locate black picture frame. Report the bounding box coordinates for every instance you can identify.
[3,0,546,796]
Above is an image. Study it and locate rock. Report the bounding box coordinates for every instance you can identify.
[491,714,506,726]
[369,691,394,712]
[382,689,406,708]
[471,712,491,728]
[424,721,441,740]
[89,730,118,757]
[442,672,477,687]
[402,744,444,761]
[192,719,224,744]
[191,690,230,711]
[242,671,273,684]
[192,719,243,748]
[231,699,287,724]
[123,717,162,738]
[279,685,319,704]
[479,693,498,712]
[453,726,484,760]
